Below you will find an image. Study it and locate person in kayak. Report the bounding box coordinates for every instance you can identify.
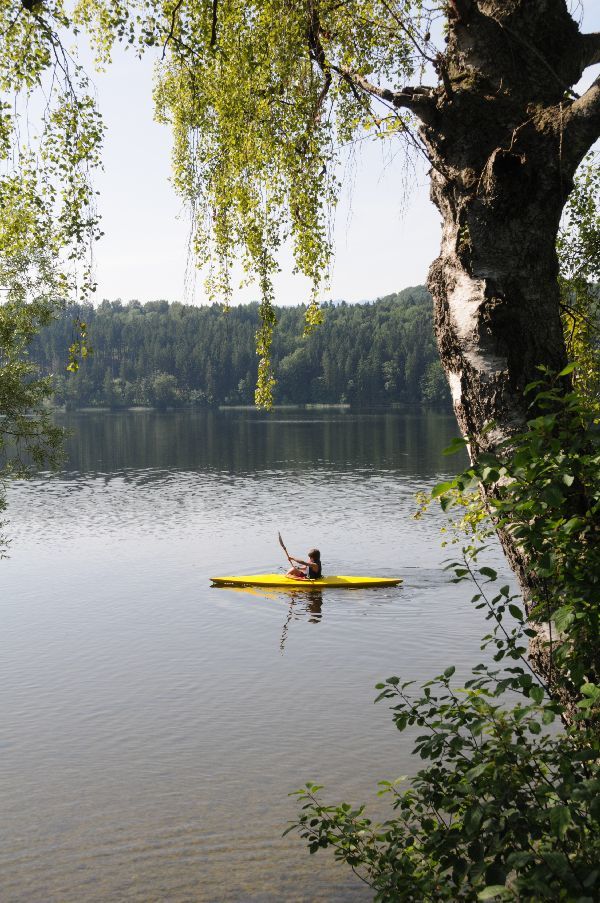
[286,548,322,580]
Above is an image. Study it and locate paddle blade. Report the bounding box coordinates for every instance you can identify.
[278,532,290,560]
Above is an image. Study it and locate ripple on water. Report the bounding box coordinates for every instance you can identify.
[0,412,511,902]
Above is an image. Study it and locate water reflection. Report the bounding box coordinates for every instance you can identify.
[279,592,324,652]
[215,585,324,653]
[55,408,466,477]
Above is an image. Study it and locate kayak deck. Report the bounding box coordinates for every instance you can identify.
[210,573,402,589]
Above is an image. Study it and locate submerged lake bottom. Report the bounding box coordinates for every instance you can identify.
[0,409,507,901]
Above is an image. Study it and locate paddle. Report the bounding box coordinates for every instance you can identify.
[278,531,293,566]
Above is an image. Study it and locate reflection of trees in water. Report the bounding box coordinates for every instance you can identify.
[279,590,323,654]
[57,410,462,477]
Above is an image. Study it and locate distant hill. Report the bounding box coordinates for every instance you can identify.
[30,287,451,409]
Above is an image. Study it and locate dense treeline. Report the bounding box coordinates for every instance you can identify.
[30,286,450,409]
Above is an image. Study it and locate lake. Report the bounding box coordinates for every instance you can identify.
[0,409,506,901]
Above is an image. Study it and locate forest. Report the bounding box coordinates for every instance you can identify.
[30,286,450,409]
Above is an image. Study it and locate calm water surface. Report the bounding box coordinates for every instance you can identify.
[0,410,506,901]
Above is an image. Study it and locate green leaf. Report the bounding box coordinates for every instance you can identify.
[432,480,454,499]
[537,553,555,577]
[481,466,500,482]
[479,567,497,580]
[506,851,532,869]
[580,682,600,700]
[478,886,510,900]
[443,437,469,456]
[558,362,576,376]
[466,762,488,781]
[549,805,572,839]
[529,685,544,704]
[542,485,564,508]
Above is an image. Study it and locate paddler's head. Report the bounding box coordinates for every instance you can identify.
[308,548,320,562]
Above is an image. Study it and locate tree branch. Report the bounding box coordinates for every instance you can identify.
[378,0,437,65]
[307,0,332,121]
[331,67,436,124]
[305,2,434,126]
[162,0,185,60]
[313,68,332,123]
[563,73,600,169]
[580,32,600,71]
[210,0,218,50]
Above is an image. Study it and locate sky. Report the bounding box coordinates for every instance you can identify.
[90,3,600,307]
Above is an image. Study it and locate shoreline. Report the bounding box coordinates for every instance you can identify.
[49,401,452,414]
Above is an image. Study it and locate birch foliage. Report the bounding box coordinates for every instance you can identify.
[74,0,428,403]
[1,0,102,488]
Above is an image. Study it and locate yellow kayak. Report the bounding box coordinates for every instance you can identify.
[210,573,402,588]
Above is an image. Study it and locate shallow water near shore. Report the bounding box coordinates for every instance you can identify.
[0,409,508,901]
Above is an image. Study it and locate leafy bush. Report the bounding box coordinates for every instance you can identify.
[434,366,600,699]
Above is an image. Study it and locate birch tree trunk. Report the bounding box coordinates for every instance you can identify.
[415,1,600,597]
